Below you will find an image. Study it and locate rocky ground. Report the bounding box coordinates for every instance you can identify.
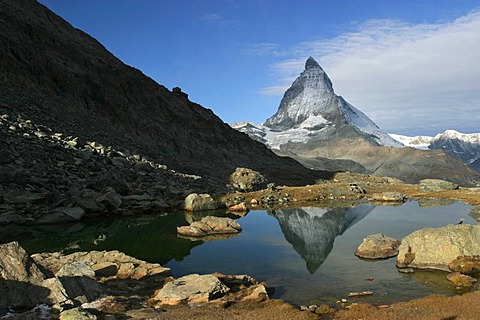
[3,171,480,319]
[221,172,480,211]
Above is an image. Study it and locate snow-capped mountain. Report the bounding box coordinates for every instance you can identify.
[390,130,480,168]
[232,57,480,186]
[234,57,402,150]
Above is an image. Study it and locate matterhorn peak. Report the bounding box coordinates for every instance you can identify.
[262,56,402,147]
[305,56,321,70]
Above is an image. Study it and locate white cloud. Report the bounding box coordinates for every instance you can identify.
[199,13,223,22]
[261,11,480,135]
[244,43,287,57]
[259,85,289,96]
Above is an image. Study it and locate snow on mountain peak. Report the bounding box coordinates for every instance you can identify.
[434,130,480,143]
[235,57,403,149]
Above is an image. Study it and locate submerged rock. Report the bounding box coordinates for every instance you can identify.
[355,233,400,259]
[396,224,480,271]
[447,272,477,288]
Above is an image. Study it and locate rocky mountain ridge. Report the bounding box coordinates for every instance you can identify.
[234,58,480,186]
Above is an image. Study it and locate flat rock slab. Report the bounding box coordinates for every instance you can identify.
[154,274,230,305]
[370,192,405,202]
[447,272,477,288]
[355,233,400,259]
[419,179,459,192]
[177,216,242,237]
[397,224,480,271]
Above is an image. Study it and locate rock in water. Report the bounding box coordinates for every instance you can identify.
[447,272,477,288]
[154,274,230,305]
[396,224,480,271]
[355,233,400,259]
[177,216,242,237]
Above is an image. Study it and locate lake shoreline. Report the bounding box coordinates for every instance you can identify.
[2,173,480,319]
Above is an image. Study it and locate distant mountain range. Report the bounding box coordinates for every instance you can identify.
[390,130,480,172]
[233,57,480,186]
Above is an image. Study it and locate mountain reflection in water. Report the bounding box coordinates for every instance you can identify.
[274,205,374,273]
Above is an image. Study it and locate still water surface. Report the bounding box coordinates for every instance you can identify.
[0,201,476,306]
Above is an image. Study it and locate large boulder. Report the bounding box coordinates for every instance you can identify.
[177,216,242,237]
[355,233,400,259]
[154,274,230,305]
[228,167,266,192]
[183,193,219,212]
[396,224,480,271]
[0,241,66,309]
[419,179,459,192]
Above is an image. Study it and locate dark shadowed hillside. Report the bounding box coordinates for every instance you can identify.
[0,0,331,189]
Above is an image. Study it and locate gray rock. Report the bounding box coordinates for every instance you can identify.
[153,274,230,305]
[93,172,129,196]
[177,216,242,237]
[56,262,96,278]
[396,224,480,271]
[37,207,85,224]
[3,191,47,204]
[0,241,48,308]
[0,242,70,308]
[184,193,219,212]
[59,307,98,320]
[32,250,170,281]
[355,233,400,259]
[134,161,153,172]
[419,179,459,192]
[95,187,122,211]
[228,167,266,192]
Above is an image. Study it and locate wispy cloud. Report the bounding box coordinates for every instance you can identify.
[244,42,287,57]
[198,13,238,26]
[199,13,223,22]
[260,11,480,135]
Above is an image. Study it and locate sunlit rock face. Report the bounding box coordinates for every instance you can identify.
[274,205,374,273]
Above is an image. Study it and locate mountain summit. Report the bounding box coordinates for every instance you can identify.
[238,57,401,149]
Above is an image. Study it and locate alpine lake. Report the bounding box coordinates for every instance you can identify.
[1,200,477,307]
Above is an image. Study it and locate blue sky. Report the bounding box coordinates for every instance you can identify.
[38,0,480,136]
